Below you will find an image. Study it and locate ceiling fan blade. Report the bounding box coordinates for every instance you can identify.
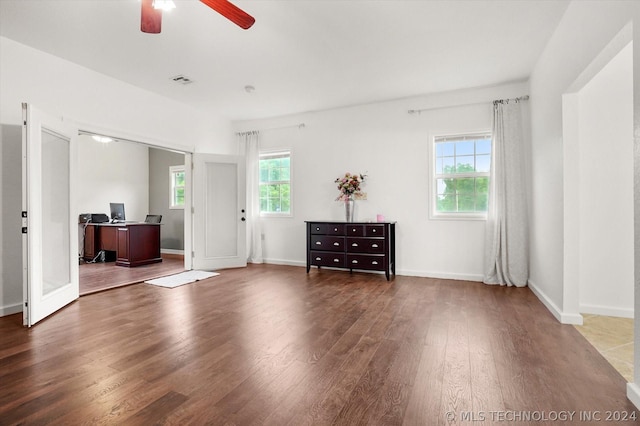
[200,0,255,30]
[141,0,162,34]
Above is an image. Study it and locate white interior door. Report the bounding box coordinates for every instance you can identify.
[192,154,246,270]
[22,103,78,326]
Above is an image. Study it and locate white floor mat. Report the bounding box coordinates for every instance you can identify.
[145,270,219,288]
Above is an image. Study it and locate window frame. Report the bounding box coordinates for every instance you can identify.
[430,132,492,221]
[169,165,185,210]
[259,149,292,218]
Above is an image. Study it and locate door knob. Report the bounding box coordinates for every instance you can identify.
[241,217,246,221]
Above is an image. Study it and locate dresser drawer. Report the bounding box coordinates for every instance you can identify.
[346,224,386,237]
[311,251,345,267]
[310,235,345,251]
[346,225,365,236]
[346,237,385,253]
[347,254,386,271]
[310,223,345,235]
[365,224,385,237]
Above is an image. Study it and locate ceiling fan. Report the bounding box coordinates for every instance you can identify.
[141,0,255,34]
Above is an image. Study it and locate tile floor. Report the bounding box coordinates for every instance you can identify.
[574,314,634,382]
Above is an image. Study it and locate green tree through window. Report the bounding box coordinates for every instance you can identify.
[170,165,185,209]
[434,134,491,214]
[259,152,291,214]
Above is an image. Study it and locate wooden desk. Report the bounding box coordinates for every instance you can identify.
[83,223,162,267]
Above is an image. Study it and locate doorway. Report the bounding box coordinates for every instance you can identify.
[562,37,634,380]
[76,134,188,295]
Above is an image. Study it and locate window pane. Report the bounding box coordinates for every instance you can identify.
[456,156,475,173]
[476,154,490,173]
[174,172,185,186]
[457,178,475,195]
[260,167,269,183]
[269,167,280,181]
[476,138,491,154]
[442,157,455,173]
[456,141,474,155]
[476,192,489,211]
[281,167,290,180]
[458,195,475,211]
[437,193,457,212]
[437,142,455,157]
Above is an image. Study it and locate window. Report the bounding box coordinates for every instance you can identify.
[259,151,291,215]
[433,133,491,217]
[170,165,185,209]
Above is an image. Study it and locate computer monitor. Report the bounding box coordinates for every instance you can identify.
[109,203,125,221]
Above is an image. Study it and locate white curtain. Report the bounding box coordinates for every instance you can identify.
[238,130,263,263]
[483,100,528,287]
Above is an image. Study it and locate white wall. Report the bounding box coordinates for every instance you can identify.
[577,43,634,318]
[528,1,638,321]
[0,125,22,316]
[235,82,529,280]
[77,135,150,222]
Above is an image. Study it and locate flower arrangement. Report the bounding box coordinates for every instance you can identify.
[335,172,367,201]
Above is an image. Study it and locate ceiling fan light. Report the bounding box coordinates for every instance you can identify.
[152,0,176,11]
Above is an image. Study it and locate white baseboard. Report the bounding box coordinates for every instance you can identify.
[627,383,640,409]
[1,303,22,317]
[262,258,305,267]
[161,249,184,255]
[579,304,634,319]
[397,269,483,282]
[261,259,484,282]
[528,279,583,325]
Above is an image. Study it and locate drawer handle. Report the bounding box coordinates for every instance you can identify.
[372,261,379,265]
[334,228,338,232]
[316,227,320,231]
[334,258,340,263]
[371,244,379,248]
[315,257,321,261]
[352,229,357,232]
[315,241,322,245]
[372,229,377,233]
[352,243,358,247]
[352,260,358,264]
[333,242,340,246]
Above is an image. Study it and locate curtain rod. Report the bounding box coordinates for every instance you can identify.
[236,123,305,135]
[407,95,529,115]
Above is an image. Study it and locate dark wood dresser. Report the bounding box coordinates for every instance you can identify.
[305,221,396,280]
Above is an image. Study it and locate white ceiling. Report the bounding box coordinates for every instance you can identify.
[0,0,569,121]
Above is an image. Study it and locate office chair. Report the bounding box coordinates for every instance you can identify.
[144,214,162,223]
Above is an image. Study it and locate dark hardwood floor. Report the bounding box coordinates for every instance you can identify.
[0,264,637,425]
[79,254,185,295]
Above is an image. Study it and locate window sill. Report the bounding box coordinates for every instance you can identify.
[430,212,487,221]
[169,205,185,210]
[260,213,293,219]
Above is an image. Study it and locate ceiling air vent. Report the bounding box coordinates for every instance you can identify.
[170,75,194,85]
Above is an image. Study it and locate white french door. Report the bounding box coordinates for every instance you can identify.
[22,103,79,326]
[192,154,246,270]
